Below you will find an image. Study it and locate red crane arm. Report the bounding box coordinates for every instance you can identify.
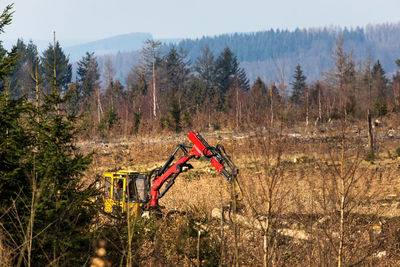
[146,131,240,209]
[148,145,200,207]
[187,131,224,173]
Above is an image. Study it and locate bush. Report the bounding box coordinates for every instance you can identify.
[372,101,388,117]
[98,106,119,138]
[365,152,375,162]
[396,147,400,157]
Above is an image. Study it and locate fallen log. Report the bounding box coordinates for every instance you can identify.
[211,208,310,241]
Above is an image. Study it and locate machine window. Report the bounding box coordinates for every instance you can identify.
[135,175,146,202]
[128,179,136,202]
[113,178,124,202]
[104,176,111,198]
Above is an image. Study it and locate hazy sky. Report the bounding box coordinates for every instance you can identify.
[1,0,399,42]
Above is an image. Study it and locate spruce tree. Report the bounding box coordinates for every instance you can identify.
[65,80,81,114]
[163,47,190,93]
[183,76,208,113]
[168,94,181,132]
[194,46,215,90]
[30,92,98,265]
[371,60,388,116]
[0,5,18,91]
[290,64,306,106]
[40,41,72,94]
[0,6,99,265]
[215,46,249,94]
[249,77,268,121]
[215,46,239,94]
[237,67,250,91]
[77,51,100,101]
[7,39,37,98]
[0,4,26,205]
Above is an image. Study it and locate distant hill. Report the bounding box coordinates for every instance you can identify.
[66,33,181,84]
[65,32,181,61]
[65,32,153,61]
[64,24,400,86]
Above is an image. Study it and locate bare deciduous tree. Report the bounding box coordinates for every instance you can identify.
[141,39,162,119]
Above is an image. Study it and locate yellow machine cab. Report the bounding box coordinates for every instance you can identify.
[103,170,150,217]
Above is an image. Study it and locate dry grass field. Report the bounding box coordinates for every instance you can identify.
[77,116,400,266]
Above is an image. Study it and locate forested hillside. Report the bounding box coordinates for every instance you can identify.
[169,24,400,82]
[84,24,400,85]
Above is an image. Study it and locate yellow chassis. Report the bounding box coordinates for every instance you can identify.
[103,170,147,217]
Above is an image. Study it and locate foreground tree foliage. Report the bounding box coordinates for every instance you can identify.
[0,5,100,266]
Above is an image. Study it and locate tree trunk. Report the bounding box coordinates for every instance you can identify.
[270,88,274,125]
[318,87,322,121]
[368,109,374,154]
[97,88,103,123]
[232,182,239,267]
[152,56,157,119]
[306,89,309,127]
[197,230,201,267]
[338,133,345,267]
[236,85,239,129]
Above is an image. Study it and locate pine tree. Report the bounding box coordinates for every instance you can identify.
[40,40,72,94]
[0,4,26,205]
[237,67,250,91]
[0,4,18,91]
[104,78,124,108]
[77,51,100,102]
[29,92,98,265]
[163,47,190,93]
[394,59,400,110]
[0,97,32,207]
[1,68,99,267]
[290,64,306,106]
[215,46,239,94]
[65,80,80,114]
[371,60,388,116]
[183,75,208,113]
[0,7,99,264]
[215,46,249,94]
[168,94,181,132]
[7,39,37,98]
[249,77,268,123]
[194,46,215,90]
[0,7,36,265]
[126,64,148,96]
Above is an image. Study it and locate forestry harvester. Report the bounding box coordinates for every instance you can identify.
[102,131,242,217]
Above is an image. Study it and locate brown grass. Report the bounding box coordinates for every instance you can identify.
[0,231,12,267]
[79,119,400,265]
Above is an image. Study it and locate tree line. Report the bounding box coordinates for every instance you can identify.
[4,31,400,138]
